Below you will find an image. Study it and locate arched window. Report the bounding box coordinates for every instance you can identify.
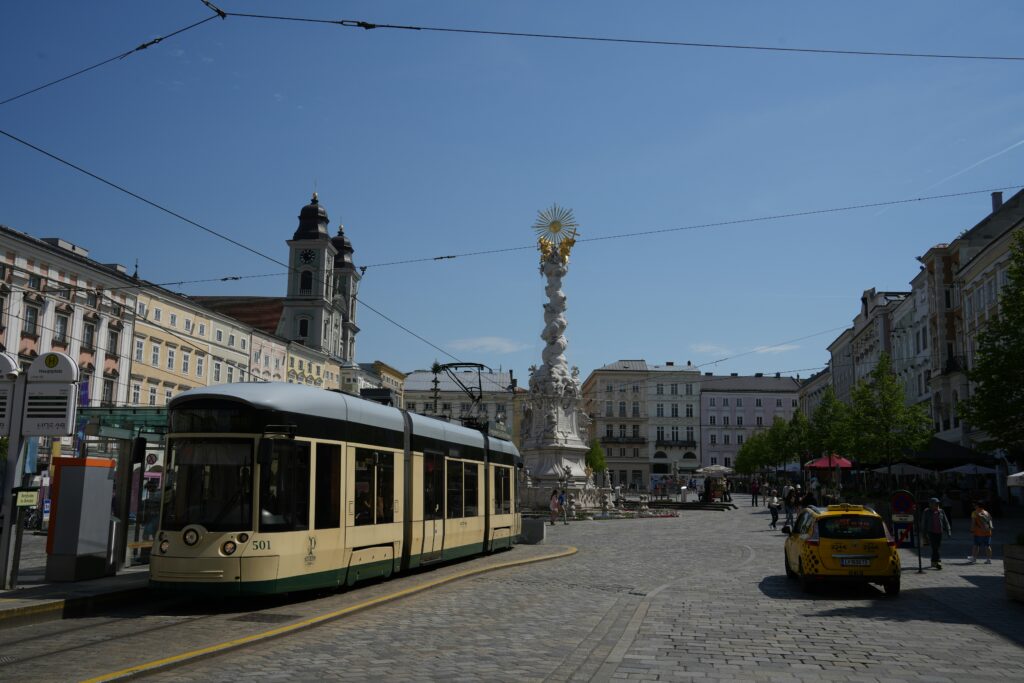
[298,318,309,338]
[299,271,313,295]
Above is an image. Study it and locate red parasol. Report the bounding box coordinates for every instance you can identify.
[805,454,852,469]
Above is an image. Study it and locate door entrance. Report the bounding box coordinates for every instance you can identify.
[421,452,445,563]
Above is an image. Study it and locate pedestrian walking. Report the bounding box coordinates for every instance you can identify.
[549,490,559,526]
[783,486,798,526]
[723,478,733,503]
[968,501,994,564]
[558,489,569,525]
[921,497,952,569]
[767,490,780,529]
[751,481,760,507]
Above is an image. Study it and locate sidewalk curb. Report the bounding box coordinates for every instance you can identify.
[0,583,151,630]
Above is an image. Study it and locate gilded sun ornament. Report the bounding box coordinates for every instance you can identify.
[533,204,579,247]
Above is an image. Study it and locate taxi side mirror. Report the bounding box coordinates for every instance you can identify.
[781,525,792,535]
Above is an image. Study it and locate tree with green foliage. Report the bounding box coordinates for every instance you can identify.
[765,416,791,468]
[959,230,1024,465]
[849,352,932,471]
[586,438,607,473]
[788,410,811,468]
[810,385,853,458]
[735,431,770,474]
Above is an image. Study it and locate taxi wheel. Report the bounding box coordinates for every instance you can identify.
[798,559,814,593]
[784,550,796,579]
[884,577,901,597]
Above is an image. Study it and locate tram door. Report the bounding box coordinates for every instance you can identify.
[421,452,445,563]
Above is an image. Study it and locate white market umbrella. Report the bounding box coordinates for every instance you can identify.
[942,464,997,475]
[696,465,733,477]
[1008,471,1024,488]
[872,463,935,476]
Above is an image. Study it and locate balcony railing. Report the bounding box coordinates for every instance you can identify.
[601,436,648,444]
[943,355,966,375]
[655,439,698,449]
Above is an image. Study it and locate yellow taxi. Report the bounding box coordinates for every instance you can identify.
[782,504,901,596]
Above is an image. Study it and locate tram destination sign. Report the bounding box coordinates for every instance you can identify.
[21,353,79,437]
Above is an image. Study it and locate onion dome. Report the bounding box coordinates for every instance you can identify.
[332,224,355,268]
[293,192,330,240]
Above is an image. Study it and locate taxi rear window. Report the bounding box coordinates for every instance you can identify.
[817,515,885,539]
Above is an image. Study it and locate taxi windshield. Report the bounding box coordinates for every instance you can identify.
[817,515,885,540]
[161,438,254,532]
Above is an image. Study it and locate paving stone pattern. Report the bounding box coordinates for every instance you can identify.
[148,498,1024,682]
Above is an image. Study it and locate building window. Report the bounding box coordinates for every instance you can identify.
[153,308,162,322]
[216,329,223,343]
[182,351,191,374]
[619,448,625,458]
[165,388,173,404]
[723,416,729,427]
[686,426,694,441]
[214,361,222,382]
[227,366,234,383]
[132,383,140,404]
[618,424,626,437]
[82,322,96,349]
[605,425,614,437]
[107,329,119,356]
[27,274,41,289]
[656,384,664,395]
[710,435,717,445]
[736,398,743,407]
[169,313,177,327]
[618,401,626,417]
[686,404,693,418]
[198,323,206,337]
[196,355,205,377]
[736,416,743,427]
[606,384,613,393]
[737,435,744,445]
[725,457,731,467]
[54,314,69,343]
[241,338,247,350]
[184,319,193,333]
[151,343,160,366]
[685,383,693,396]
[632,402,640,417]
[137,302,147,317]
[228,333,235,347]
[711,457,718,465]
[724,434,730,445]
[632,384,639,393]
[671,403,679,417]
[756,416,763,427]
[86,291,99,308]
[722,398,729,407]
[299,270,313,295]
[670,384,678,395]
[791,399,798,407]
[656,404,664,417]
[605,401,613,417]
[632,425,640,438]
[709,415,716,425]
[656,426,665,441]
[23,305,39,335]
[709,397,716,407]
[149,386,157,406]
[167,348,176,371]
[776,398,783,407]
[135,338,144,361]
[755,398,762,407]
[633,448,639,458]
[671,426,679,440]
[298,319,309,338]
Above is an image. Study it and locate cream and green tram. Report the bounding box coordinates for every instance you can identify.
[150,383,521,595]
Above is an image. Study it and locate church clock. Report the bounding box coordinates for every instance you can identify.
[299,249,316,264]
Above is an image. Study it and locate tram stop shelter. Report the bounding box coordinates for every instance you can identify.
[79,407,168,570]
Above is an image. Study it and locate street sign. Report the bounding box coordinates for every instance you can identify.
[21,353,79,437]
[891,490,917,549]
[892,513,914,522]
[16,491,38,507]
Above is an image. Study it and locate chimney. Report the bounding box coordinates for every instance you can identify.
[775,372,781,378]
[704,372,713,377]
[730,372,738,377]
[666,361,674,366]
[992,192,1003,212]
[755,372,763,377]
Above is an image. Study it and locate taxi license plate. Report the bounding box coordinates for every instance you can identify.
[841,558,871,567]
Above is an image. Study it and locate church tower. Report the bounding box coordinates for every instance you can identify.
[277,193,358,364]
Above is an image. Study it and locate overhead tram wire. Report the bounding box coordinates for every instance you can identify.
[223,11,1024,63]
[0,13,222,107]
[0,128,465,365]
[360,184,1024,269]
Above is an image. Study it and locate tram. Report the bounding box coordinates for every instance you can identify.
[149,383,521,595]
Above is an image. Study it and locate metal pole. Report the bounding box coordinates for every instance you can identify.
[916,507,924,574]
[0,373,28,590]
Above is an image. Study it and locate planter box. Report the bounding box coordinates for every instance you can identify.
[1006,545,1024,603]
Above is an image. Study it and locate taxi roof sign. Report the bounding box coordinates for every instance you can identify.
[27,352,79,383]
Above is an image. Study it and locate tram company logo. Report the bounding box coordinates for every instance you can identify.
[44,354,59,369]
[304,536,317,566]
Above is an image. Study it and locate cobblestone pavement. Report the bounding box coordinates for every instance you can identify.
[8,497,1024,682]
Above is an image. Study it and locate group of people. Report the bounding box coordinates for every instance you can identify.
[548,489,574,525]
[748,479,820,530]
[920,498,994,569]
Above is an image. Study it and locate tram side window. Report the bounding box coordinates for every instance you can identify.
[355,449,395,526]
[259,440,310,532]
[423,452,444,520]
[494,466,512,515]
[314,444,341,529]
[464,462,479,517]
[446,460,464,519]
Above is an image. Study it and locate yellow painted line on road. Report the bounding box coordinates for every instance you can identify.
[82,545,578,683]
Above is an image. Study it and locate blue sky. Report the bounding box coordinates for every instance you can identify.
[2,1,1023,382]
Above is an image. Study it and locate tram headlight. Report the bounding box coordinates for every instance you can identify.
[159,540,170,554]
[238,533,249,543]
[222,541,237,556]
[183,529,200,546]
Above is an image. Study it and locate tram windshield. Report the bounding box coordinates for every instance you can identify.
[161,438,254,532]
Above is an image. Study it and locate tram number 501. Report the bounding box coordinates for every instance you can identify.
[252,540,271,551]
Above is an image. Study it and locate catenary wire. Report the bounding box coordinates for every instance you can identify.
[224,11,1024,63]
[0,14,221,107]
[0,127,464,364]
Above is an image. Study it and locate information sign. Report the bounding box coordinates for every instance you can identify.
[16,491,38,507]
[890,489,917,549]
